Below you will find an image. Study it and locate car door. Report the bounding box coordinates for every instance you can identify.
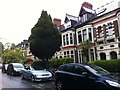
[63,64,75,88]
[7,64,12,74]
[23,68,31,79]
[56,64,75,88]
[73,65,96,89]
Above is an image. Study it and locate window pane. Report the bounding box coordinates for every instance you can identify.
[78,31,82,43]
[108,23,113,36]
[83,29,87,41]
[70,33,73,44]
[98,26,102,38]
[66,34,69,45]
[88,28,92,41]
[63,35,66,46]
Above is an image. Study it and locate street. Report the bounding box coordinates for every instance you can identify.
[0,69,56,90]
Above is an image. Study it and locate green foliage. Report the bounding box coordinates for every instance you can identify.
[23,57,32,66]
[49,57,74,68]
[81,40,92,55]
[31,61,46,68]
[2,48,25,64]
[88,59,120,73]
[29,10,61,61]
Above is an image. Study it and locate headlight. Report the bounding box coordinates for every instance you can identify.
[33,73,38,76]
[105,80,120,88]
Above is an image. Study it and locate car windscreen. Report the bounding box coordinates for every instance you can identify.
[14,64,24,68]
[32,66,44,70]
[85,65,110,76]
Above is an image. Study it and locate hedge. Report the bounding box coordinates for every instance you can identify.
[49,57,74,68]
[30,57,73,69]
[88,59,120,73]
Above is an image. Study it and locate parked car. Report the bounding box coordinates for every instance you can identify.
[55,63,120,90]
[21,66,52,82]
[0,63,2,69]
[7,63,24,75]
[2,64,8,73]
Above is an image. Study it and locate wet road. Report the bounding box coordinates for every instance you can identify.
[0,70,56,90]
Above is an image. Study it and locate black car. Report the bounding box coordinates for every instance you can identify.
[55,63,120,90]
[2,64,8,73]
[7,63,24,75]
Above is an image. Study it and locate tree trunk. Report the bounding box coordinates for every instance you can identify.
[45,59,49,69]
[42,59,49,69]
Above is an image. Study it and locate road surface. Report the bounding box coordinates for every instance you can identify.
[0,69,56,90]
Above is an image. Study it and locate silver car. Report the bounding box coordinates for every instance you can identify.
[7,63,24,75]
[21,66,52,81]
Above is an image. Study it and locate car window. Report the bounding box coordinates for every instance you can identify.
[65,64,75,73]
[13,64,24,68]
[8,64,12,70]
[85,65,110,76]
[58,64,75,73]
[32,66,44,70]
[58,65,67,71]
[74,65,88,75]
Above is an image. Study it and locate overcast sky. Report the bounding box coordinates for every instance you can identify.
[0,0,115,45]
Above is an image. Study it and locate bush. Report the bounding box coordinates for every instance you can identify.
[31,61,45,68]
[49,57,73,68]
[88,59,120,73]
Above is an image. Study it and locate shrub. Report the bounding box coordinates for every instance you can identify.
[49,57,73,68]
[88,59,120,73]
[31,61,45,68]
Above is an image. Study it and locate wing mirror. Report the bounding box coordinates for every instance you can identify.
[82,72,88,76]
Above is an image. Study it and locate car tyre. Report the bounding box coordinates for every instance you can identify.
[2,70,4,73]
[11,72,14,76]
[31,75,35,82]
[56,81,63,90]
[21,74,25,79]
[7,71,9,75]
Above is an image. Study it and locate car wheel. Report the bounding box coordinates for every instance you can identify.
[21,74,25,79]
[56,81,63,90]
[7,71,9,75]
[11,72,14,76]
[2,70,4,73]
[31,75,35,82]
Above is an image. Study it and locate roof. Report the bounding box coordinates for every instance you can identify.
[64,14,79,23]
[75,0,120,28]
[83,7,95,14]
[95,0,120,16]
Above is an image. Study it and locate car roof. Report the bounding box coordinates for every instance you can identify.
[61,63,87,67]
[10,63,23,66]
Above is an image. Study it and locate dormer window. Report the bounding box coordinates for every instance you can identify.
[81,14,88,22]
[83,14,88,22]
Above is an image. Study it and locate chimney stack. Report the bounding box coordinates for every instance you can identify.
[53,18,61,27]
[82,2,93,9]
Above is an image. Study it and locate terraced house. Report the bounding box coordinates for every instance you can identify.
[54,0,120,63]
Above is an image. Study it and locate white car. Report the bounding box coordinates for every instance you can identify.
[21,66,52,81]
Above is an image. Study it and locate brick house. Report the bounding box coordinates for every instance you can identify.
[54,0,120,63]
